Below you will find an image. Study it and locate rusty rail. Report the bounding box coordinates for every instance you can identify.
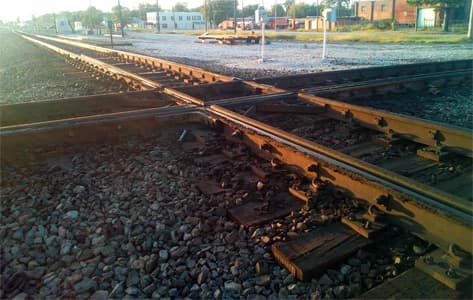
[208,104,473,217]
[298,92,473,158]
[21,34,159,91]
[27,33,235,84]
[255,59,473,89]
[4,33,472,257]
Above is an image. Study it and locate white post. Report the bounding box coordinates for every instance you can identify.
[322,17,327,60]
[260,22,265,62]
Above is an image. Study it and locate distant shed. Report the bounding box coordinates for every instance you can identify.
[355,0,471,27]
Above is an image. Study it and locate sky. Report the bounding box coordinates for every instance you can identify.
[0,0,268,22]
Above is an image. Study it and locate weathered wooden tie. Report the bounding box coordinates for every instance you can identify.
[271,223,372,281]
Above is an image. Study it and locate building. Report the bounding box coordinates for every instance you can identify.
[355,0,471,27]
[146,11,205,30]
[356,0,417,24]
[130,17,145,29]
[55,18,73,34]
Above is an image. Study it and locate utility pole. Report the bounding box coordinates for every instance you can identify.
[234,0,237,33]
[118,0,124,37]
[156,0,160,33]
[293,0,296,19]
[205,0,208,31]
[242,0,245,31]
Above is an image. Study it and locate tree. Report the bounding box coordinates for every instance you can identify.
[201,0,235,27]
[57,10,82,32]
[321,0,352,16]
[112,5,130,27]
[173,2,189,12]
[242,4,259,18]
[129,3,162,21]
[81,6,103,30]
[269,4,286,17]
[31,14,38,31]
[299,3,322,17]
[407,0,466,31]
[138,3,161,19]
[283,0,295,17]
[36,13,56,30]
[189,5,202,12]
[294,2,311,17]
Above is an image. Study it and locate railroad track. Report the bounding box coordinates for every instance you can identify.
[1,32,472,298]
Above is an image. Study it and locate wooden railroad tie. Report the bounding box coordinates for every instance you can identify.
[271,222,372,281]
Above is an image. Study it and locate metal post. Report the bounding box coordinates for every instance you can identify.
[172,9,176,31]
[322,17,327,60]
[370,0,374,22]
[391,0,396,30]
[415,6,419,31]
[118,0,124,37]
[108,21,114,48]
[261,21,265,62]
[274,0,277,30]
[53,12,58,34]
[156,0,160,33]
[468,0,473,40]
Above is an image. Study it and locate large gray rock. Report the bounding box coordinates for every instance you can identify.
[73,277,97,294]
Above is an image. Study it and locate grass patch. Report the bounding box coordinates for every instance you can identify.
[127,27,158,34]
[131,27,469,43]
[266,31,469,43]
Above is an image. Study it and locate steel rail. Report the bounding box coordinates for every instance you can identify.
[25,33,288,96]
[28,33,235,84]
[303,69,472,94]
[255,59,473,89]
[209,90,473,159]
[298,92,473,157]
[13,31,472,253]
[0,90,171,127]
[21,34,158,91]
[19,34,284,108]
[0,105,197,135]
[206,106,472,254]
[208,104,473,216]
[20,34,207,106]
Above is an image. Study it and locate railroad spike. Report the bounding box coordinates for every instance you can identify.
[307,163,318,173]
[231,129,243,139]
[375,194,392,211]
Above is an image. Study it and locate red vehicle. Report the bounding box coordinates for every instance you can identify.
[265,17,289,29]
[218,20,234,30]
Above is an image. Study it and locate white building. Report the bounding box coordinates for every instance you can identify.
[146,11,205,30]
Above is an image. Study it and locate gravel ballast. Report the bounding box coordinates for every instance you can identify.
[113,32,473,79]
[0,30,470,299]
[1,130,425,299]
[0,30,125,104]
